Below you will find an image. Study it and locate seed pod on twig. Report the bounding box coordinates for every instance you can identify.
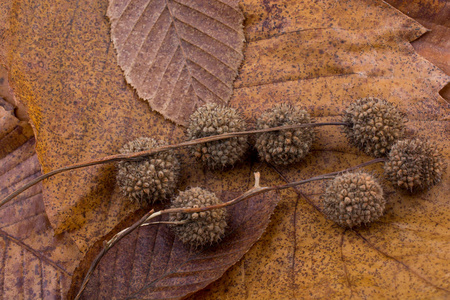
[255,104,315,165]
[187,103,248,169]
[323,172,385,228]
[169,187,227,248]
[117,137,180,204]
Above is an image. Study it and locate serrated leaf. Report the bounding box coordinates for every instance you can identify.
[107,0,245,125]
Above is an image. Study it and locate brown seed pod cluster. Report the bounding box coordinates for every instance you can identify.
[323,172,385,228]
[384,139,446,192]
[255,103,315,165]
[169,187,227,248]
[187,103,248,169]
[343,97,406,157]
[117,137,180,204]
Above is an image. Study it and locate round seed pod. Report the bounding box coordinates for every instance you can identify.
[255,103,315,165]
[116,137,180,204]
[169,187,227,248]
[187,103,248,169]
[343,97,406,157]
[384,139,446,192]
[323,172,385,228]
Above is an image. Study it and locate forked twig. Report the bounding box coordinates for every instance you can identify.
[0,122,348,209]
[75,157,383,299]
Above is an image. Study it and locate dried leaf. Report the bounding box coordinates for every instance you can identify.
[2,0,182,253]
[1,0,449,299]
[0,108,82,298]
[385,0,450,99]
[70,162,280,299]
[187,0,450,298]
[191,123,450,299]
[107,0,245,125]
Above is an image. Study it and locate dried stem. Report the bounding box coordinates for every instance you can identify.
[0,122,348,208]
[75,209,154,300]
[141,220,189,226]
[75,157,383,299]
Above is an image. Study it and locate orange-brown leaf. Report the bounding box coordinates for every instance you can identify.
[188,0,450,298]
[3,0,183,253]
[107,0,245,125]
[1,0,449,298]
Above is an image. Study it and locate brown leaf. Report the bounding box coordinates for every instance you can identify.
[70,162,280,299]
[0,106,82,298]
[1,0,449,298]
[107,0,245,125]
[2,0,184,253]
[187,0,450,298]
[191,123,450,299]
[385,0,450,100]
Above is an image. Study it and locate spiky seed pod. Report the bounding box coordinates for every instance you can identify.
[187,103,248,169]
[384,139,446,192]
[343,97,406,157]
[255,103,315,165]
[323,172,385,228]
[116,137,180,204]
[169,187,227,248]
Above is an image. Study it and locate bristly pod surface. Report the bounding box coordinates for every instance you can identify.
[116,137,180,204]
[323,172,385,228]
[169,187,227,248]
[384,138,446,192]
[187,103,248,169]
[343,97,406,157]
[255,103,315,165]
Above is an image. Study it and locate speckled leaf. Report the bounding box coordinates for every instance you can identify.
[2,0,182,254]
[70,161,280,299]
[187,0,450,298]
[191,124,449,299]
[0,106,82,298]
[1,0,449,299]
[107,0,245,125]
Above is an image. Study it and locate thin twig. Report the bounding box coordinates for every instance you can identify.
[141,220,189,226]
[271,162,448,293]
[270,157,386,216]
[75,209,154,300]
[75,159,383,299]
[0,122,348,209]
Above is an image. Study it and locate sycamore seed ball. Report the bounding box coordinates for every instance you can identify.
[169,187,227,248]
[323,172,385,228]
[187,103,248,169]
[384,139,446,192]
[255,103,315,165]
[343,97,406,157]
[116,137,180,204]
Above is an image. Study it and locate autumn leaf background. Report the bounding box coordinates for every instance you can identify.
[0,0,449,299]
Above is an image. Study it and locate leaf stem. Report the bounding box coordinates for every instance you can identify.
[74,157,383,299]
[0,122,349,208]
